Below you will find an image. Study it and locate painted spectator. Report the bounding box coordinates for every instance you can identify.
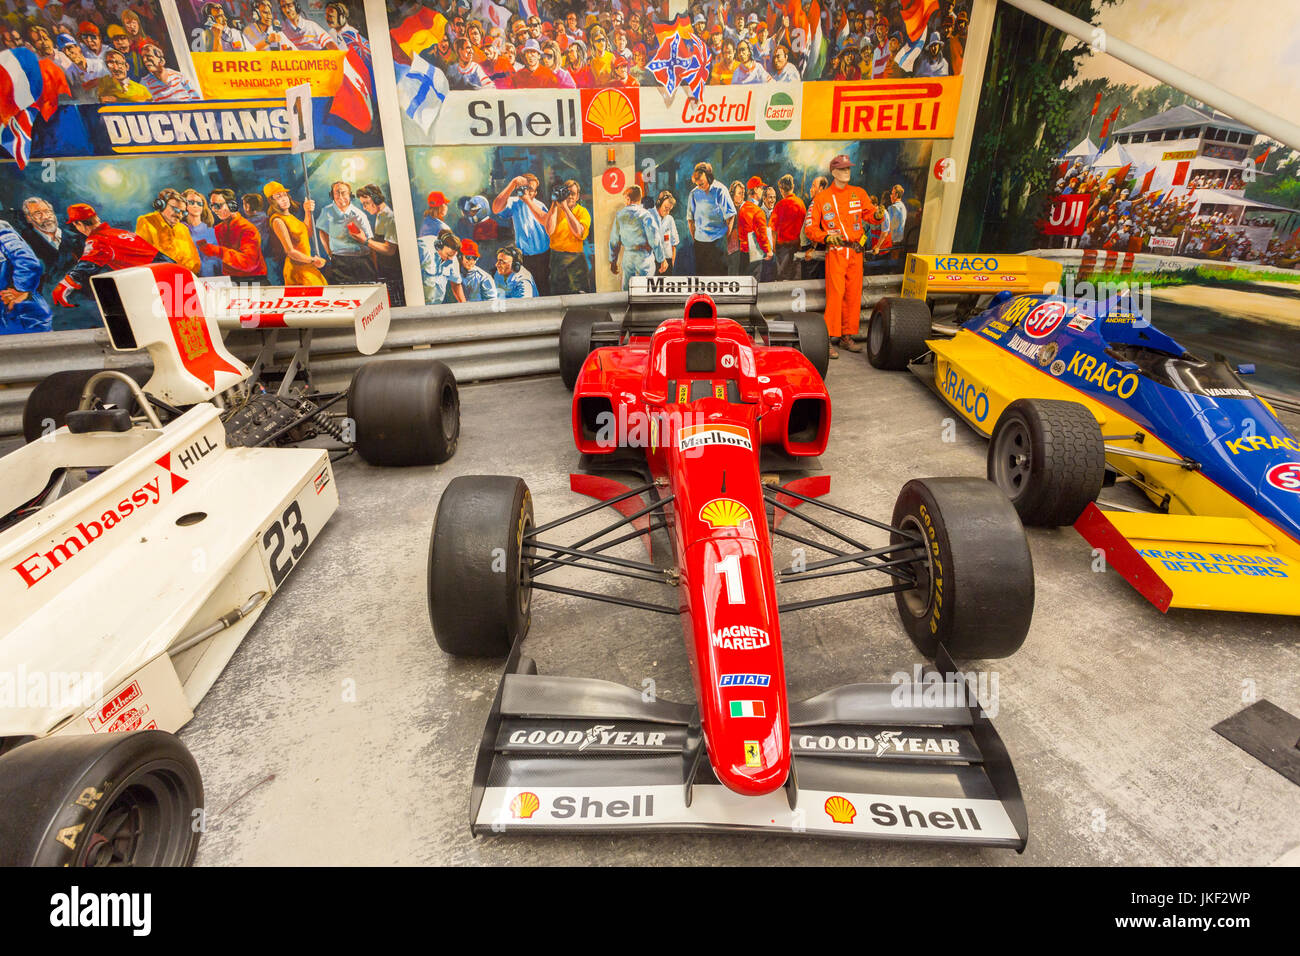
[710,37,736,84]
[17,197,85,300]
[278,0,338,50]
[609,185,665,290]
[141,43,199,101]
[495,244,537,298]
[737,176,772,280]
[96,49,150,102]
[914,32,950,77]
[447,36,491,89]
[458,239,497,302]
[771,174,805,281]
[355,184,403,305]
[686,161,736,276]
[136,188,200,274]
[315,181,375,283]
[545,179,591,296]
[725,179,745,275]
[770,43,799,82]
[587,27,614,85]
[505,39,557,88]
[57,35,105,101]
[419,229,464,304]
[179,190,221,277]
[492,173,551,296]
[244,0,296,50]
[0,219,52,334]
[54,203,168,309]
[195,4,246,53]
[199,188,268,284]
[543,41,575,87]
[564,41,593,87]
[650,190,679,273]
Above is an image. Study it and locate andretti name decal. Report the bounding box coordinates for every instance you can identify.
[97,103,291,153]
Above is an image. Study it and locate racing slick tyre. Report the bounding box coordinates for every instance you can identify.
[429,475,533,657]
[0,731,202,866]
[788,314,831,380]
[866,297,932,371]
[22,366,150,443]
[987,399,1105,526]
[559,308,611,390]
[348,359,460,466]
[890,477,1034,660]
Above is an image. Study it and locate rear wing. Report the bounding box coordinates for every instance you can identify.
[91,264,390,406]
[900,254,1063,300]
[627,275,758,305]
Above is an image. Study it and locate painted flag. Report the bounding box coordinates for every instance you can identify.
[328,46,373,133]
[801,0,826,80]
[1253,145,1272,166]
[647,17,711,100]
[482,0,512,32]
[1090,91,1102,116]
[1098,104,1120,140]
[390,6,446,64]
[1107,162,1131,183]
[516,0,538,20]
[0,48,66,169]
[729,700,766,718]
[397,52,447,134]
[899,0,940,41]
[1138,166,1156,194]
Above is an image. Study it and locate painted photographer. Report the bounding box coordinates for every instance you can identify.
[492,173,551,297]
[545,179,590,296]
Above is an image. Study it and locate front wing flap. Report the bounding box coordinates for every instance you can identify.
[470,654,1027,849]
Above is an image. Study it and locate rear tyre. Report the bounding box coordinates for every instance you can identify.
[22,366,150,443]
[348,359,460,466]
[866,297,932,370]
[559,308,611,390]
[891,477,1034,660]
[789,314,830,379]
[987,399,1105,526]
[0,731,202,866]
[429,475,533,656]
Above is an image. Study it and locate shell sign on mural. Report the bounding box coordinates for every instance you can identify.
[582,89,641,142]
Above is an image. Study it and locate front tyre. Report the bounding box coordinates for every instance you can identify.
[0,731,202,866]
[866,297,932,370]
[428,475,533,656]
[987,399,1105,526]
[891,477,1034,660]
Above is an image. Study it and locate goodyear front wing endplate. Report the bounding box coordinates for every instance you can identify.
[470,655,1028,849]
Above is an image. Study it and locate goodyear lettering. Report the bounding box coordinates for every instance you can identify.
[932,256,999,271]
[1065,352,1139,399]
[1224,434,1299,455]
[507,729,668,747]
[941,368,990,422]
[711,625,772,650]
[797,734,960,754]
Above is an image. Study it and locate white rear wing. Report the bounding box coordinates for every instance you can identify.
[627,275,758,305]
[90,264,391,406]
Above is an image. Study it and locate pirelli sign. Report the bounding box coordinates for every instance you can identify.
[800,77,963,140]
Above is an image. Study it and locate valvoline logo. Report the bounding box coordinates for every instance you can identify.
[1266,462,1300,493]
[1024,301,1068,339]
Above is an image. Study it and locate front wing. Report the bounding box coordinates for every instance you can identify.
[470,650,1027,849]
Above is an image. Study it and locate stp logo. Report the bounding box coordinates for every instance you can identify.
[1266,462,1300,493]
[1024,301,1068,339]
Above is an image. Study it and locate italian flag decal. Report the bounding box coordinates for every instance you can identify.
[729,700,765,718]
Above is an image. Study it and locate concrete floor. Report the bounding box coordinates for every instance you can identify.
[185,360,1300,866]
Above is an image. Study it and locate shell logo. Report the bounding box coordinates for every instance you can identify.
[700,498,751,529]
[509,791,540,819]
[824,795,857,824]
[584,88,638,140]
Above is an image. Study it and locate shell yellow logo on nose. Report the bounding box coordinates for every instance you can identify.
[586,88,637,139]
[824,795,857,824]
[700,498,752,529]
[510,791,540,819]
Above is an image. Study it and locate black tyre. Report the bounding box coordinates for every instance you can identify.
[0,731,202,866]
[866,297,932,370]
[348,359,460,466]
[559,308,610,390]
[22,366,150,443]
[890,477,1034,660]
[429,475,533,656]
[788,314,830,379]
[987,398,1105,526]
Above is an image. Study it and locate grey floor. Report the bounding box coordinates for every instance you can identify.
[185,362,1300,866]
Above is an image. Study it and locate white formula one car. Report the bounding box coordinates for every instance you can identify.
[0,264,459,866]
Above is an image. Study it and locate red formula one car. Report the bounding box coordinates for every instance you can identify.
[428,277,1035,847]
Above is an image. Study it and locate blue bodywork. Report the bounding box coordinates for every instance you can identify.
[964,288,1300,547]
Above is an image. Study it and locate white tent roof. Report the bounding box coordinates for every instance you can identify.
[1090,143,1137,170]
[1063,136,1097,160]
[1190,189,1297,212]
